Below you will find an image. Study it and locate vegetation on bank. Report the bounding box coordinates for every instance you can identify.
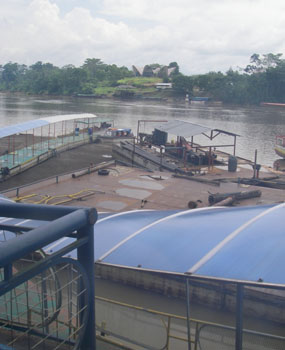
[1,53,285,105]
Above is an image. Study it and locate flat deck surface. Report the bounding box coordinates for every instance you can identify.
[3,161,284,211]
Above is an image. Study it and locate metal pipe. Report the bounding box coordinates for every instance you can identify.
[0,202,97,221]
[0,209,96,267]
[0,238,88,295]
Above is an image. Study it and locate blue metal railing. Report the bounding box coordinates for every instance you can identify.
[0,202,97,350]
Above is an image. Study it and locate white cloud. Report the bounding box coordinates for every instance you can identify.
[1,0,285,74]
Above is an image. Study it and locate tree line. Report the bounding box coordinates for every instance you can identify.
[1,54,285,105]
[0,58,133,95]
[172,53,285,104]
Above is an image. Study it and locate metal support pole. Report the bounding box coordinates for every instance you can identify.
[62,121,64,145]
[160,146,163,171]
[25,131,28,157]
[65,121,67,144]
[48,125,50,149]
[137,120,140,139]
[41,126,43,151]
[132,137,135,167]
[208,146,211,170]
[186,278,192,350]
[13,135,15,165]
[235,284,244,350]
[166,316,171,350]
[253,149,257,179]
[234,135,236,156]
[77,222,96,350]
[32,129,35,157]
[54,123,56,147]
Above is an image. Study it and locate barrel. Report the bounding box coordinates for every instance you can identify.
[228,155,237,172]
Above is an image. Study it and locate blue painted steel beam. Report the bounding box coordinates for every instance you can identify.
[78,224,96,350]
[0,208,95,267]
[0,202,97,222]
[0,238,88,296]
[0,202,97,350]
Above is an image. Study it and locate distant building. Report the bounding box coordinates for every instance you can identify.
[132,65,144,76]
[132,65,177,78]
[142,65,154,77]
[155,83,172,89]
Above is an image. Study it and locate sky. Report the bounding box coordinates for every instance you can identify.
[1,0,285,74]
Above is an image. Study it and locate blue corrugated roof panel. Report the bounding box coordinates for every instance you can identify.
[102,206,268,273]
[95,210,178,260]
[0,196,284,285]
[44,210,178,259]
[195,204,285,284]
[0,120,49,138]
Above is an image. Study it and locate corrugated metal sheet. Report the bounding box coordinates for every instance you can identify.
[40,113,97,124]
[0,120,49,139]
[0,114,97,139]
[103,206,266,273]
[0,193,284,285]
[154,120,211,138]
[195,204,285,283]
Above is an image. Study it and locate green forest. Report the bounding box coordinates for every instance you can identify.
[1,53,285,105]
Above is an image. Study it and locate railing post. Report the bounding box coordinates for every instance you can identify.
[235,284,244,350]
[166,316,171,350]
[186,277,192,350]
[77,210,96,350]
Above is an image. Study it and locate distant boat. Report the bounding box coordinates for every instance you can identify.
[95,127,134,142]
[261,102,285,107]
[275,135,285,158]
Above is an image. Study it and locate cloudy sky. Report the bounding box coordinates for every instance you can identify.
[1,0,285,74]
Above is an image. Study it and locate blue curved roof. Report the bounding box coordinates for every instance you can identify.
[0,114,97,139]
[0,198,284,285]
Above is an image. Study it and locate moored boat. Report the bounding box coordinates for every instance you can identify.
[94,127,134,143]
[275,135,285,158]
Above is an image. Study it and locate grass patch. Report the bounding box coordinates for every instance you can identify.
[117,77,162,87]
[94,86,117,96]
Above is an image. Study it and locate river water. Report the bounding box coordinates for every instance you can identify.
[0,93,284,166]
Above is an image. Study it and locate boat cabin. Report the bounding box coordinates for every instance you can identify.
[276,135,285,147]
[105,128,133,137]
[275,135,285,158]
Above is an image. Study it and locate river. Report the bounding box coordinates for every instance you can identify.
[0,93,284,166]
